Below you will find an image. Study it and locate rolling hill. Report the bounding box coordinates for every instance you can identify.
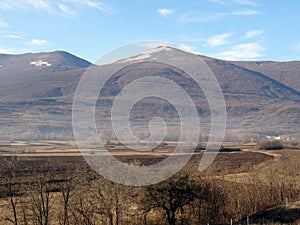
[0,47,299,141]
[230,60,300,93]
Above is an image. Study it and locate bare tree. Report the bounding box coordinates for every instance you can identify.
[69,187,96,225]
[1,157,19,225]
[91,177,126,225]
[143,174,197,225]
[58,167,79,225]
[26,164,55,225]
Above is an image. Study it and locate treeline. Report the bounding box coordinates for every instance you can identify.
[0,157,299,225]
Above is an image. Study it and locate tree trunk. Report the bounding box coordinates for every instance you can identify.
[10,195,18,225]
[166,210,176,225]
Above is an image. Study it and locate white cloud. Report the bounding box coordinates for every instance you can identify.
[179,10,260,23]
[207,33,231,47]
[245,29,263,39]
[58,3,76,16]
[30,39,48,46]
[179,13,221,23]
[158,8,173,16]
[209,0,226,5]
[295,43,300,51]
[6,34,23,39]
[26,0,51,10]
[230,10,260,16]
[0,1,23,10]
[0,0,110,14]
[63,0,109,12]
[0,31,24,39]
[234,0,258,6]
[216,42,264,60]
[0,0,51,11]
[209,0,258,6]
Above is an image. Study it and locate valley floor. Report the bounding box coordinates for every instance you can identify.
[0,141,299,224]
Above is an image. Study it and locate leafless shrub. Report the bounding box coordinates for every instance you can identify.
[258,140,283,150]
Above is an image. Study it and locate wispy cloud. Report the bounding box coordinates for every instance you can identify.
[4,33,23,39]
[30,39,48,46]
[230,10,260,16]
[216,42,264,60]
[26,0,51,11]
[234,0,258,6]
[179,13,221,23]
[7,34,22,39]
[245,29,263,39]
[58,3,76,16]
[0,1,25,10]
[209,0,227,5]
[158,8,174,16]
[209,0,258,6]
[207,33,231,47]
[179,10,260,23]
[63,0,110,12]
[0,0,51,11]
[0,30,25,39]
[0,0,110,14]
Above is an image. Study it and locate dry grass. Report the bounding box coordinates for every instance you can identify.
[0,142,299,224]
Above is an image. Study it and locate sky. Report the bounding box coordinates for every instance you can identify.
[0,0,300,62]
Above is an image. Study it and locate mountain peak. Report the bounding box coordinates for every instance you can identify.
[0,50,91,72]
[145,45,175,53]
[117,45,191,64]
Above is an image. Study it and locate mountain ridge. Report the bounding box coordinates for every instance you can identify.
[229,60,300,93]
[201,57,300,97]
[0,48,299,140]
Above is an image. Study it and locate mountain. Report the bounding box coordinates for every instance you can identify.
[0,51,90,101]
[0,47,299,141]
[229,60,300,93]
[96,47,300,139]
[0,50,90,83]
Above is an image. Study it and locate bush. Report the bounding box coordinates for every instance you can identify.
[281,141,300,150]
[258,140,283,150]
[195,143,205,151]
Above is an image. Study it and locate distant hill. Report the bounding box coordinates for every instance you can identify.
[0,47,299,141]
[0,51,90,101]
[0,50,91,82]
[230,60,300,93]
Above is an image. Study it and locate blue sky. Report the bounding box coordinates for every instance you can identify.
[0,0,299,62]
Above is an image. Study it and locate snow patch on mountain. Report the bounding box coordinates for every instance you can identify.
[119,53,152,63]
[118,46,173,63]
[144,46,173,54]
[30,60,52,67]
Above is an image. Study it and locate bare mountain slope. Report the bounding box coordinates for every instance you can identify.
[0,50,91,82]
[0,47,299,140]
[229,60,300,93]
[0,51,91,101]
